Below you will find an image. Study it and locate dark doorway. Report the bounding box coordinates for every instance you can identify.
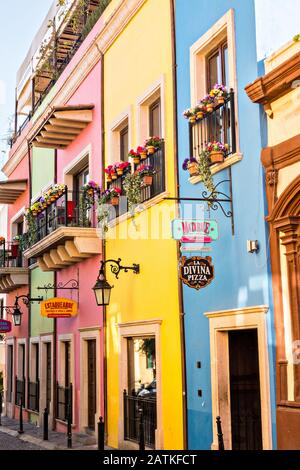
[229,329,263,450]
[87,340,96,430]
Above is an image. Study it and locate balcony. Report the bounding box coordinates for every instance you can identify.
[108,144,166,220]
[0,241,28,293]
[189,91,240,182]
[23,189,100,272]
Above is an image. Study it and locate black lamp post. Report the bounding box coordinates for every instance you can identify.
[93,258,140,307]
[3,294,43,327]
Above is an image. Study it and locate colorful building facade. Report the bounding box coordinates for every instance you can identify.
[103,0,184,450]
[246,37,300,449]
[175,0,277,450]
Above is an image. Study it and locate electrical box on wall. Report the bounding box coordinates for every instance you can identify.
[247,240,259,253]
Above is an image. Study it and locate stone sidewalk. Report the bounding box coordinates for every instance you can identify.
[0,416,102,450]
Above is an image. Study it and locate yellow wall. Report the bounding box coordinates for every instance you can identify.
[104,0,184,450]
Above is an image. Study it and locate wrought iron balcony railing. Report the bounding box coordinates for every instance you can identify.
[15,377,26,407]
[123,390,157,449]
[56,382,73,422]
[28,379,39,412]
[23,189,98,251]
[189,90,236,161]
[0,241,26,269]
[107,143,166,220]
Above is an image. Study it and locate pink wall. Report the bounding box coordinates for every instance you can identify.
[56,57,104,430]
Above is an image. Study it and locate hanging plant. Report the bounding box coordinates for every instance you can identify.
[25,209,38,247]
[197,151,215,196]
[123,173,142,217]
[79,181,100,227]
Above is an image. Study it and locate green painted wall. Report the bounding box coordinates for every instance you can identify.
[30,267,54,336]
[32,85,57,123]
[31,147,55,197]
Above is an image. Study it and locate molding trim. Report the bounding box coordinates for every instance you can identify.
[189,152,243,185]
[118,319,163,329]
[261,133,300,171]
[245,51,300,104]
[204,305,269,319]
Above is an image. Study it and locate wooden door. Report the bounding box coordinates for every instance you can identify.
[87,340,96,429]
[229,329,263,450]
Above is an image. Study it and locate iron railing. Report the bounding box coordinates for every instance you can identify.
[189,90,236,160]
[28,380,39,412]
[15,377,26,407]
[56,382,73,422]
[108,143,165,220]
[0,241,25,268]
[123,390,156,449]
[23,189,98,251]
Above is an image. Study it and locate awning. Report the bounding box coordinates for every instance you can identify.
[31,105,94,149]
[0,179,27,204]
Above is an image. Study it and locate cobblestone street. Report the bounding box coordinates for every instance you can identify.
[0,430,43,450]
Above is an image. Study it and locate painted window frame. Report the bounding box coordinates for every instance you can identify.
[108,108,132,165]
[63,144,91,192]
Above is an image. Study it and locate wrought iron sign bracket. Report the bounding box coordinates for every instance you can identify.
[37,269,79,303]
[164,172,234,235]
[15,294,44,307]
[100,259,140,279]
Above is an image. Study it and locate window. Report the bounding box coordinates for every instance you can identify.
[206,41,228,91]
[127,337,156,395]
[120,126,129,162]
[64,341,71,388]
[19,344,25,379]
[0,298,3,319]
[33,343,39,382]
[74,166,89,194]
[149,99,161,137]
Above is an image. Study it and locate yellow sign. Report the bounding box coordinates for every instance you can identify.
[41,298,78,318]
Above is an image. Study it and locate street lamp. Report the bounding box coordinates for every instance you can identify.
[12,306,22,327]
[93,258,140,307]
[4,294,43,327]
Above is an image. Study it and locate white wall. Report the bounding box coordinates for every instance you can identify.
[255,0,300,61]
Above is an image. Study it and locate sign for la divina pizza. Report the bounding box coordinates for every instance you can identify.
[180,256,214,290]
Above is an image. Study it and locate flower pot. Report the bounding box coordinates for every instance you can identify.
[147,145,156,155]
[111,196,119,206]
[42,203,47,209]
[140,152,147,160]
[47,200,52,206]
[188,162,199,176]
[196,111,204,120]
[210,151,224,164]
[111,173,118,180]
[32,210,38,216]
[217,96,225,105]
[116,169,123,176]
[50,196,56,202]
[143,175,153,186]
[206,104,215,113]
[107,176,112,183]
[189,116,196,123]
[133,157,141,165]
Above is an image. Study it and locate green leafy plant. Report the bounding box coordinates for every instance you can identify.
[25,210,38,247]
[123,173,142,217]
[197,151,215,206]
[294,33,300,42]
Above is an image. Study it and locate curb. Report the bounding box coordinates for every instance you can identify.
[0,425,61,450]
[0,426,19,438]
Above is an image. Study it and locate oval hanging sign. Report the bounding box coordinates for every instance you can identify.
[0,319,12,333]
[180,256,214,290]
[41,298,78,318]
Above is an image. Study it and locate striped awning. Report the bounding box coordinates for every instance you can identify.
[0,179,27,204]
[31,105,94,149]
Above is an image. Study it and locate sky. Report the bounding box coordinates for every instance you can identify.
[0,0,54,166]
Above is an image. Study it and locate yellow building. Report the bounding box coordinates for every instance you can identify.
[103,0,184,450]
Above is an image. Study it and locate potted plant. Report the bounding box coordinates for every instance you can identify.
[123,172,142,216]
[206,141,228,163]
[194,104,206,120]
[183,108,196,123]
[210,84,228,105]
[129,149,140,165]
[201,94,215,113]
[145,136,164,154]
[137,146,148,160]
[182,157,199,177]
[115,161,130,176]
[136,164,156,186]
[105,165,113,183]
[30,202,42,216]
[109,187,122,205]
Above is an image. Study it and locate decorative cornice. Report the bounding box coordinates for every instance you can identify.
[268,176,300,223]
[261,133,300,171]
[245,51,300,104]
[4,0,146,177]
[204,305,269,319]
[118,319,163,328]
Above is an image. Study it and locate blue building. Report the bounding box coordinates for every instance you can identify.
[175,0,276,450]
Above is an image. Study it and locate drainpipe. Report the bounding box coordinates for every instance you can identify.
[98,45,108,443]
[170,0,188,450]
[26,141,32,417]
[52,148,58,430]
